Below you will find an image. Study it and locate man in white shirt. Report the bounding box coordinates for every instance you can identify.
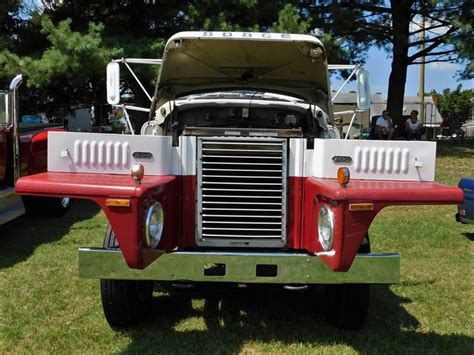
[375,110,394,140]
[405,110,423,140]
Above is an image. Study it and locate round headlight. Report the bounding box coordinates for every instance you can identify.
[145,202,164,248]
[318,204,334,251]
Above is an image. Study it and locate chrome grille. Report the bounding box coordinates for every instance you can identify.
[197,137,287,248]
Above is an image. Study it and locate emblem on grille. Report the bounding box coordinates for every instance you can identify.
[133,151,153,159]
[332,155,352,164]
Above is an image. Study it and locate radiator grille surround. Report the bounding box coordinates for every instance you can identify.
[197,137,287,248]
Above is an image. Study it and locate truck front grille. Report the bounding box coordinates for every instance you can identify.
[197,137,287,248]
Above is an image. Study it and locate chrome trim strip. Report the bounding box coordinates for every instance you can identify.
[8,74,23,183]
[78,248,400,284]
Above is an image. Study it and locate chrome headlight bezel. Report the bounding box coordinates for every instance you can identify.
[145,202,164,249]
[318,204,334,251]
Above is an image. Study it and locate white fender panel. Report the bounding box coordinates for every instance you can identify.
[289,138,436,181]
[311,139,435,181]
[48,132,197,176]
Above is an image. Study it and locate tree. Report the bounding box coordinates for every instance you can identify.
[4,1,470,129]
[0,0,22,51]
[2,1,360,124]
[0,15,121,120]
[299,0,472,122]
[271,3,356,66]
[433,85,473,123]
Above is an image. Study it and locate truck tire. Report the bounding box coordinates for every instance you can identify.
[23,196,71,217]
[325,234,370,330]
[100,225,154,327]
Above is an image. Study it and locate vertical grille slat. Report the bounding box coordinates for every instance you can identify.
[197,137,287,248]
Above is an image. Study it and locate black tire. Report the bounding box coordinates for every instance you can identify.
[23,196,71,217]
[358,233,371,254]
[100,225,154,327]
[325,234,371,330]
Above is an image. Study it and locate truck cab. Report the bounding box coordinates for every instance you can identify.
[15,32,463,329]
[0,75,70,224]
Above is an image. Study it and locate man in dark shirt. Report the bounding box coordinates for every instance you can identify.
[440,112,465,143]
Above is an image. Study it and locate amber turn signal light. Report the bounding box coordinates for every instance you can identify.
[349,203,374,212]
[106,199,131,207]
[337,167,350,187]
[131,163,145,183]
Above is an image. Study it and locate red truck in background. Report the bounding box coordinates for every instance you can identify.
[0,75,70,225]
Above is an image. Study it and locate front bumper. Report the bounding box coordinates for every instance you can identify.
[78,249,400,284]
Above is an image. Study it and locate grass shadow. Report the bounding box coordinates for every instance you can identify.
[121,284,474,353]
[436,140,474,159]
[0,199,100,269]
[463,232,474,241]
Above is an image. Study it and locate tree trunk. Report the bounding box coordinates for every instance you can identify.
[386,0,413,125]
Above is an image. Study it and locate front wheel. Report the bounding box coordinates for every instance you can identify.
[100,225,154,327]
[325,234,371,330]
[325,284,370,330]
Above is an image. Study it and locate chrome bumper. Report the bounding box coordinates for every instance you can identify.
[78,249,400,284]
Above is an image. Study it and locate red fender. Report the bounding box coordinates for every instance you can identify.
[302,178,464,271]
[16,172,179,269]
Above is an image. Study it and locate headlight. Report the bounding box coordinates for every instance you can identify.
[145,202,164,248]
[318,204,334,251]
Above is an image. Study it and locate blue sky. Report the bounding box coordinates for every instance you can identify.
[331,46,472,98]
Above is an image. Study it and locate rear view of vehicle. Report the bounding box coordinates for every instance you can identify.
[456,178,474,223]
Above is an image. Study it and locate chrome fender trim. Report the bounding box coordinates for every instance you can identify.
[78,249,400,284]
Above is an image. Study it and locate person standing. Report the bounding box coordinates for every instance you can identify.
[405,110,424,140]
[375,110,394,140]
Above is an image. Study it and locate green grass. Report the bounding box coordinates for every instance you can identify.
[1,141,473,354]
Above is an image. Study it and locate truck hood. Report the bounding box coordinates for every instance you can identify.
[154,32,329,110]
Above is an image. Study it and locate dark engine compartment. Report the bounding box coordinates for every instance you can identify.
[161,102,322,139]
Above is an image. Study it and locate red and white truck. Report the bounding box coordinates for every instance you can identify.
[0,75,70,225]
[15,32,463,329]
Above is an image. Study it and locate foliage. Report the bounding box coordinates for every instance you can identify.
[2,0,361,121]
[305,1,472,72]
[0,1,471,125]
[434,84,473,123]
[272,4,310,34]
[0,15,121,116]
[0,0,19,50]
[296,0,473,122]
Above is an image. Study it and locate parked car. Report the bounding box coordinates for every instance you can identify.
[456,178,474,224]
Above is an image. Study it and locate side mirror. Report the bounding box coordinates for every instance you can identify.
[0,92,8,125]
[106,62,120,105]
[356,68,370,110]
